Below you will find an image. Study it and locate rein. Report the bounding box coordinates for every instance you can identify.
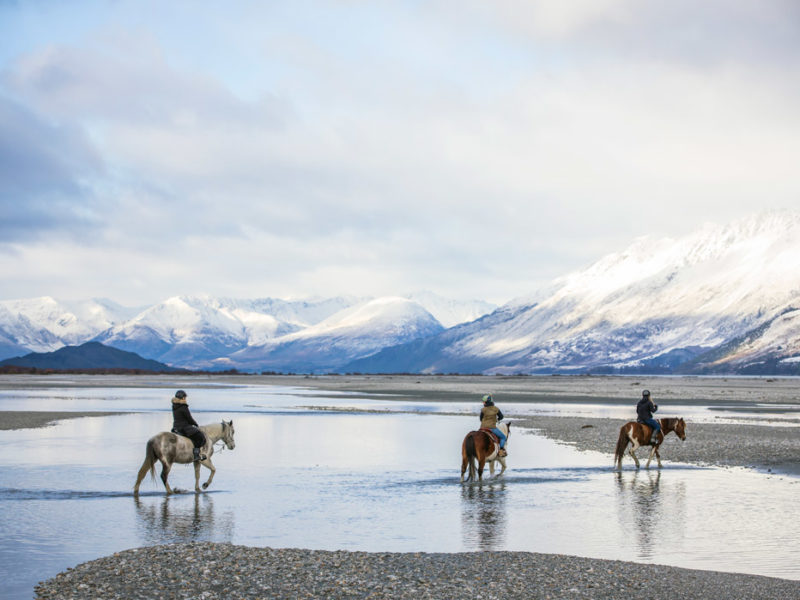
[211,421,231,452]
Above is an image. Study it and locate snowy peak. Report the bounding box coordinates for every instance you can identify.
[225,296,445,372]
[405,291,497,328]
[351,210,800,375]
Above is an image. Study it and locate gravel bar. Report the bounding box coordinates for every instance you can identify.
[34,542,800,600]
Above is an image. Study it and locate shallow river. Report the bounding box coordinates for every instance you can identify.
[0,382,798,599]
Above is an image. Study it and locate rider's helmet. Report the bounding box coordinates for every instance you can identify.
[642,389,650,398]
[482,394,494,406]
[175,390,187,399]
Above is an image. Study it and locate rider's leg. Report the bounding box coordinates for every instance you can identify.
[492,428,508,455]
[645,418,661,443]
[188,429,207,461]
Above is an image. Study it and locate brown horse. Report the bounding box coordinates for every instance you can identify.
[614,417,686,470]
[134,420,235,495]
[461,422,510,482]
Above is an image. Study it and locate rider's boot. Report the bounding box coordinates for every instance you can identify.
[193,447,206,462]
[499,447,508,457]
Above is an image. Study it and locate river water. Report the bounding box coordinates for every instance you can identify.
[0,381,798,599]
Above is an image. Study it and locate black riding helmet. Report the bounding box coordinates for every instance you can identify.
[175,390,187,399]
[642,390,650,398]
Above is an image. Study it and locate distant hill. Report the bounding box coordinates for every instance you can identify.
[0,341,183,372]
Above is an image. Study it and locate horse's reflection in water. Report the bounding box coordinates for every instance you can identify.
[615,470,686,560]
[134,493,234,546]
[461,481,508,551]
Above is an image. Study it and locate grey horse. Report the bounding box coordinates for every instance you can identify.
[134,420,235,495]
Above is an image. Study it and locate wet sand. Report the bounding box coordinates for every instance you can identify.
[0,410,124,430]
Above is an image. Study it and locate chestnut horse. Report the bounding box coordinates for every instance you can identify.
[614,417,686,470]
[461,421,510,482]
[134,420,235,495]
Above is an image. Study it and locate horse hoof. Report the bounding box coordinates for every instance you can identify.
[202,483,209,489]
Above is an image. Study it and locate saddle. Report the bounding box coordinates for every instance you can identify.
[479,428,499,444]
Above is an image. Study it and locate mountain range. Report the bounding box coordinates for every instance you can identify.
[2,210,800,375]
[348,210,800,375]
[0,292,494,372]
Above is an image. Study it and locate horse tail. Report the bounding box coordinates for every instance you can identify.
[614,425,629,468]
[465,433,477,482]
[134,438,158,494]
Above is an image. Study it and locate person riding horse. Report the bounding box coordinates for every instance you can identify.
[636,389,660,445]
[171,390,207,461]
[480,394,507,457]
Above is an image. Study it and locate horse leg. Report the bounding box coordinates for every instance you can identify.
[200,458,216,490]
[628,442,641,469]
[461,441,469,482]
[497,456,506,476]
[646,447,663,469]
[488,459,495,477]
[159,460,174,495]
[194,461,202,492]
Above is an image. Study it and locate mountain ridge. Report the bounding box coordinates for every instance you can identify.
[2,211,800,375]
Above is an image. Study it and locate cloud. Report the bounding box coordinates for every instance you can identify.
[0,96,103,243]
[1,2,799,304]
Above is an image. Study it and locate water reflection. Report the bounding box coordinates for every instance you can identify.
[460,481,507,550]
[134,493,234,546]
[615,471,687,559]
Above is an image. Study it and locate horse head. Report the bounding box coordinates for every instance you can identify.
[674,418,686,441]
[498,421,510,438]
[221,420,236,450]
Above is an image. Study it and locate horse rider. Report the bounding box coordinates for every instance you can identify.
[480,394,507,456]
[636,389,660,445]
[171,389,207,461]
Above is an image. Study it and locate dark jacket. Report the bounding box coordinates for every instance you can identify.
[172,400,199,431]
[636,397,658,422]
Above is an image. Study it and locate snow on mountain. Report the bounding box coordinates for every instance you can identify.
[405,291,496,328]
[0,296,136,356]
[93,295,366,366]
[223,297,445,372]
[348,210,800,375]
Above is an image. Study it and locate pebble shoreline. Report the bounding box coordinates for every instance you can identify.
[34,543,800,600]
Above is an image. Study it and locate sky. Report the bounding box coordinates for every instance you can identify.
[1,1,799,307]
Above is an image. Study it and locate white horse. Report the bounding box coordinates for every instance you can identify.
[134,420,235,495]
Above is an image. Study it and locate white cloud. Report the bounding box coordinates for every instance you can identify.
[1,1,799,305]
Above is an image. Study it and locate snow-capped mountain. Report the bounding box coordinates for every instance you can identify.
[92,295,368,366]
[4,211,799,374]
[0,297,138,352]
[405,291,496,328]
[347,210,800,375]
[221,297,445,372]
[0,293,491,369]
